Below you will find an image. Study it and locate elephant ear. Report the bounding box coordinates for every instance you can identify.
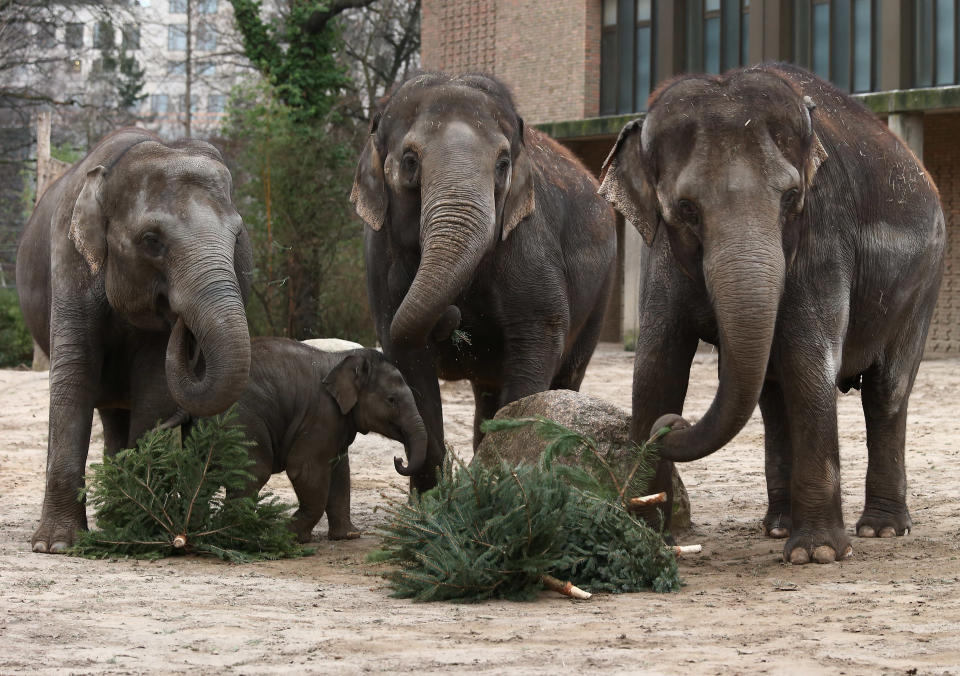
[501,118,536,240]
[802,96,829,186]
[69,165,107,274]
[322,354,372,415]
[599,118,659,247]
[350,113,387,231]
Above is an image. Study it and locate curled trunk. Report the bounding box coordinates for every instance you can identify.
[394,412,428,476]
[165,246,251,417]
[657,232,785,462]
[389,160,495,349]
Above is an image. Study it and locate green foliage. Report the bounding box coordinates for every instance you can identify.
[480,416,657,506]
[369,445,681,602]
[220,81,373,343]
[623,328,639,352]
[0,288,33,368]
[229,0,352,121]
[71,409,310,562]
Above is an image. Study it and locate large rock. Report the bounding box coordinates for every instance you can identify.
[472,390,691,532]
[301,338,365,352]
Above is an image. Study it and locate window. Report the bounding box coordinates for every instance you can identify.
[151,93,170,114]
[686,0,750,75]
[196,60,215,75]
[178,94,200,113]
[122,23,140,51]
[169,0,186,13]
[196,24,217,51]
[793,0,879,93]
[36,23,57,49]
[93,21,113,50]
[65,23,83,49]
[168,24,187,51]
[915,0,959,86]
[167,60,186,75]
[92,58,117,74]
[197,0,218,14]
[207,94,226,112]
[599,0,658,115]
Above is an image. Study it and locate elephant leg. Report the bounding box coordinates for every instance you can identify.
[127,337,179,445]
[286,446,333,544]
[33,333,102,553]
[780,353,851,564]
[389,348,445,494]
[471,382,502,449]
[325,452,359,540]
[550,270,613,392]
[99,408,130,459]
[856,357,921,538]
[630,238,702,534]
[759,381,792,538]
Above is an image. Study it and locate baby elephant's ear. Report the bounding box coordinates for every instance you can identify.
[323,354,372,414]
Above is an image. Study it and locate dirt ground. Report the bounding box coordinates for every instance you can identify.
[1,344,958,674]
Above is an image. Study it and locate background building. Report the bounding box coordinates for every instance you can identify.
[422,0,960,356]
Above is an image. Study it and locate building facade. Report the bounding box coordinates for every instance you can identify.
[422,0,960,355]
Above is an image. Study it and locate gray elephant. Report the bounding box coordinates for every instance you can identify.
[599,64,944,564]
[225,338,426,543]
[17,128,253,553]
[352,73,617,493]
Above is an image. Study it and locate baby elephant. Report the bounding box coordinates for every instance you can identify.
[231,338,427,542]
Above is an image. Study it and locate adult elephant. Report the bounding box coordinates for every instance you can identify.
[17,128,253,553]
[599,64,944,564]
[352,73,617,492]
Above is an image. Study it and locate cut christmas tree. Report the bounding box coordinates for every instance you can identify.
[368,418,682,602]
[70,409,310,562]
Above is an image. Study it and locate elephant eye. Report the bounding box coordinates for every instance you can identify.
[781,187,800,211]
[400,151,420,187]
[386,395,397,406]
[139,230,164,257]
[675,199,700,225]
[495,156,511,183]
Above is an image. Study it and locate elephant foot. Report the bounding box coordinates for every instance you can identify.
[32,506,87,554]
[762,508,792,539]
[856,503,911,538]
[784,527,852,564]
[328,528,361,541]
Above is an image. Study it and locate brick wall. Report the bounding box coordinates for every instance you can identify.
[923,113,960,356]
[421,0,599,124]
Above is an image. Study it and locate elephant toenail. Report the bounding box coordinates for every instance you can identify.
[858,525,876,538]
[878,527,896,538]
[812,546,836,563]
[32,541,48,553]
[49,541,69,553]
[789,548,810,564]
[842,545,853,559]
[768,527,788,538]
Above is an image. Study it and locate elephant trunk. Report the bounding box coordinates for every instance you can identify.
[389,157,496,349]
[657,226,785,462]
[165,240,251,417]
[394,409,428,476]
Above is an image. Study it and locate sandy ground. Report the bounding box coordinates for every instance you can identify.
[1,343,959,674]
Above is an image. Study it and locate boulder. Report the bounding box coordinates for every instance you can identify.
[301,338,365,352]
[472,389,691,532]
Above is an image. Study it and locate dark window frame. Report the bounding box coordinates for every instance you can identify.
[914,0,960,87]
[793,0,880,93]
[599,0,657,116]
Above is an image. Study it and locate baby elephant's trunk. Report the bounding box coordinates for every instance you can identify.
[395,411,428,477]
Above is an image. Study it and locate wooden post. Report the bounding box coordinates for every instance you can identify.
[31,111,69,372]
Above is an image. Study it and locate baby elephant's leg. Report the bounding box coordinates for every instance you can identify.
[326,453,360,540]
[286,442,333,544]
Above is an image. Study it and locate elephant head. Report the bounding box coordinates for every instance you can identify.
[350,73,536,349]
[68,137,253,416]
[323,350,428,476]
[599,69,828,462]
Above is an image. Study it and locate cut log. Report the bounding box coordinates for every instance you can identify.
[541,574,592,599]
[629,492,667,507]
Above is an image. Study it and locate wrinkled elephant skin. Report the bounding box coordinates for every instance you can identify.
[600,65,944,564]
[352,73,618,492]
[16,128,253,553]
